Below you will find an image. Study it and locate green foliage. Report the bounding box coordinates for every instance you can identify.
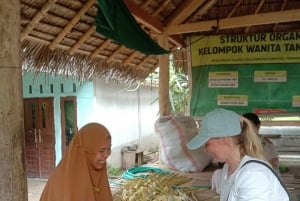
[107,164,122,176]
[169,67,189,114]
[147,67,189,114]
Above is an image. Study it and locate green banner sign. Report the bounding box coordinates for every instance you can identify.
[190,32,300,116]
[190,64,300,116]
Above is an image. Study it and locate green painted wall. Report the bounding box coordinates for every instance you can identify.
[22,72,93,164]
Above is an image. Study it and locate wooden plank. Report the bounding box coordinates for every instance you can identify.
[166,0,206,25]
[166,9,300,34]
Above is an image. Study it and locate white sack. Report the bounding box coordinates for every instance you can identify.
[154,116,212,172]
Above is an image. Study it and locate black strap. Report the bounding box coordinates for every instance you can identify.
[241,160,290,200]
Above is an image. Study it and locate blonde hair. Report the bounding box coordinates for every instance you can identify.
[232,117,265,160]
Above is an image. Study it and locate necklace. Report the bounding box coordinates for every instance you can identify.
[88,166,101,194]
[94,186,100,193]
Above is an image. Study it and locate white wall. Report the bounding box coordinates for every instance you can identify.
[91,79,160,168]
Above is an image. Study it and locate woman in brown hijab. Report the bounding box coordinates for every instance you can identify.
[39,123,113,201]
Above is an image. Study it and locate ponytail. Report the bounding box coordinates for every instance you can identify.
[235,117,264,160]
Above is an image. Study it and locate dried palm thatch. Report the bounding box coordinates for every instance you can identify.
[20,0,300,83]
[22,40,154,83]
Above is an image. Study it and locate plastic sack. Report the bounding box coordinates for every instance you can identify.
[154,116,212,172]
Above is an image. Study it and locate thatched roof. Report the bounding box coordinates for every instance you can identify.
[21,0,300,83]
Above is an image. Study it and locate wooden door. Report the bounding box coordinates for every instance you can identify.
[24,98,55,178]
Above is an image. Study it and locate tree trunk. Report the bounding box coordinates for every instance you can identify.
[0,1,28,201]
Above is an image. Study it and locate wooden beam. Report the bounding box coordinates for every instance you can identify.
[166,9,300,35]
[90,39,111,58]
[273,0,288,31]
[244,0,266,33]
[166,0,206,25]
[188,0,218,22]
[106,46,124,63]
[69,25,96,55]
[124,0,162,34]
[123,51,139,65]
[141,0,152,9]
[21,0,58,42]
[124,0,184,47]
[152,0,171,17]
[49,0,94,50]
[227,0,243,18]
[137,55,151,69]
[158,34,170,116]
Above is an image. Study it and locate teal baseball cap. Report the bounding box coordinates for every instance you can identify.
[187,108,242,150]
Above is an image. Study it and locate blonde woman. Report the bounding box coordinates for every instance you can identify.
[188,108,289,201]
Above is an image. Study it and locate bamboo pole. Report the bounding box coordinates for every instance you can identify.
[123,51,138,65]
[69,25,96,55]
[0,0,27,201]
[49,0,95,50]
[137,55,152,70]
[152,0,171,16]
[21,0,58,41]
[90,39,111,58]
[107,46,124,63]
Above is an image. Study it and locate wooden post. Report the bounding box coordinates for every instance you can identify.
[158,33,171,116]
[0,1,27,201]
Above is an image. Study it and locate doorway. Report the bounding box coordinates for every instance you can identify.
[24,98,55,178]
[60,96,77,154]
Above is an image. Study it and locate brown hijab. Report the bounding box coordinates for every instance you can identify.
[39,123,113,201]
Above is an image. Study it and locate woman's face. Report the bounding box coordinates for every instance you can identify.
[92,137,112,170]
[204,137,227,162]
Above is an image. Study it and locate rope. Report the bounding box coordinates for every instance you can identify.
[121,166,170,180]
[120,166,211,189]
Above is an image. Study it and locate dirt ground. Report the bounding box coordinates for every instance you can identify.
[27,178,47,201]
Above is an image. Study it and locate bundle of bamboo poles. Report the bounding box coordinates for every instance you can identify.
[112,172,206,201]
